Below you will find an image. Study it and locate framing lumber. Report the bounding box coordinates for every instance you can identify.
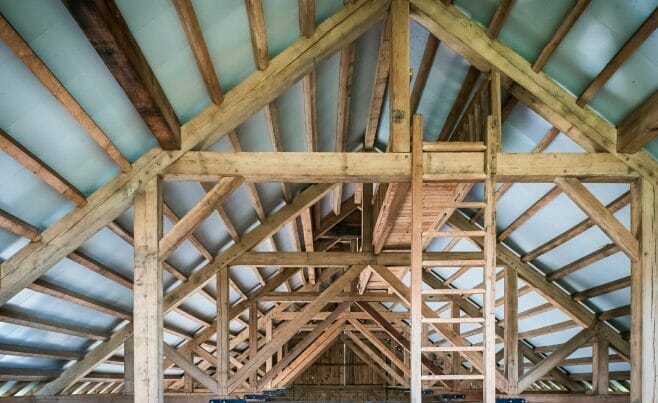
[546,243,620,283]
[410,35,439,114]
[0,0,388,308]
[226,265,365,392]
[409,0,658,185]
[448,213,630,361]
[334,39,356,214]
[0,307,109,341]
[523,191,630,262]
[555,178,638,261]
[159,177,242,259]
[256,302,350,389]
[342,337,396,386]
[591,335,609,395]
[0,129,86,207]
[364,16,391,151]
[504,268,519,392]
[216,268,229,395]
[576,8,658,107]
[123,337,134,396]
[486,0,515,38]
[532,0,590,72]
[163,344,218,394]
[498,186,561,241]
[517,329,594,392]
[245,0,269,71]
[165,151,637,183]
[389,0,410,153]
[437,66,480,141]
[617,89,658,153]
[0,208,41,243]
[0,14,131,171]
[639,178,657,402]
[298,0,315,38]
[173,0,223,104]
[64,0,180,150]
[572,276,630,302]
[344,329,407,386]
[132,176,163,402]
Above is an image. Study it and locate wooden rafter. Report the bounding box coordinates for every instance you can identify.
[0,0,388,309]
[0,208,41,243]
[64,0,181,150]
[617,89,658,153]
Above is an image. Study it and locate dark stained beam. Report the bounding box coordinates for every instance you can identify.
[64,0,181,150]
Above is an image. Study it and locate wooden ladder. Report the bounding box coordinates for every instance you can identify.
[409,73,500,402]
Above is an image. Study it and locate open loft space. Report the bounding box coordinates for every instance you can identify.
[0,0,656,402]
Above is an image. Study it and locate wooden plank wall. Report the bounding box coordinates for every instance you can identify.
[292,342,385,386]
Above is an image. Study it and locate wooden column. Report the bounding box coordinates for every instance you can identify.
[504,267,519,392]
[484,71,501,402]
[630,180,641,403]
[410,114,423,402]
[591,335,609,395]
[123,337,134,396]
[249,303,258,390]
[390,0,410,152]
[217,269,229,396]
[640,179,657,401]
[265,317,273,389]
[133,176,163,402]
[450,302,461,389]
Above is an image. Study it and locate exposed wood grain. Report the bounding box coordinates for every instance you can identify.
[364,17,391,151]
[0,129,86,206]
[64,0,180,150]
[532,0,590,72]
[244,0,269,71]
[617,89,658,153]
[390,0,410,152]
[576,8,658,106]
[410,35,439,114]
[437,66,480,141]
[0,13,131,169]
[486,0,515,38]
[0,208,41,242]
[173,0,223,104]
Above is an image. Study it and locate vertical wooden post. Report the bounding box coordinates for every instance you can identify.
[504,267,519,392]
[249,303,258,390]
[123,337,134,396]
[591,335,609,395]
[217,269,229,395]
[451,302,461,390]
[265,317,273,389]
[183,348,194,393]
[390,0,410,152]
[362,183,373,252]
[630,180,641,403]
[133,176,163,403]
[640,179,657,401]
[410,114,423,402]
[484,71,501,402]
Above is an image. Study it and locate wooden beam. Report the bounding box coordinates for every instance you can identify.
[244,0,269,71]
[165,151,637,183]
[298,0,315,38]
[248,303,257,388]
[409,0,658,185]
[410,35,439,114]
[410,114,423,401]
[159,177,242,259]
[390,0,410,152]
[572,276,630,302]
[163,344,218,393]
[342,338,396,385]
[226,265,365,392]
[532,0,590,72]
[0,13,131,170]
[617,89,658,153]
[0,307,109,341]
[523,191,630,262]
[333,40,357,215]
[256,302,350,389]
[576,8,658,107]
[639,178,657,402]
[0,208,41,243]
[448,213,630,361]
[0,0,388,344]
[349,319,410,377]
[518,329,594,392]
[555,177,638,261]
[64,0,180,150]
[504,268,519,392]
[0,129,86,206]
[216,268,229,395]
[344,330,407,386]
[486,0,515,38]
[498,186,561,242]
[132,176,162,402]
[364,17,391,151]
[591,335,609,395]
[0,343,82,362]
[546,243,620,283]
[437,66,480,141]
[173,0,223,104]
[123,337,134,396]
